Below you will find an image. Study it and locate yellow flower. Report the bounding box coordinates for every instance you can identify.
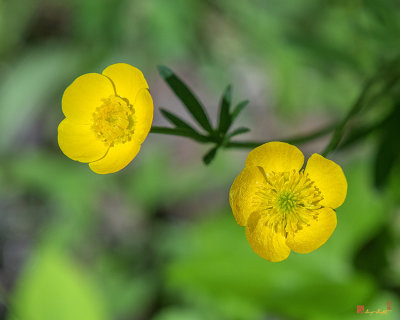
[229,141,347,262]
[58,63,153,174]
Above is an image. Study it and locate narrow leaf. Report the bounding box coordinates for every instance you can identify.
[231,100,249,122]
[222,127,250,147]
[150,126,208,143]
[227,127,250,139]
[160,108,199,133]
[158,65,213,133]
[202,146,218,165]
[217,85,232,134]
[373,106,400,189]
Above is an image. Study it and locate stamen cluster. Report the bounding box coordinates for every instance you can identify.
[92,96,134,146]
[255,170,324,237]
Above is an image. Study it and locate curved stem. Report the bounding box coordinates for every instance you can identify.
[322,56,400,157]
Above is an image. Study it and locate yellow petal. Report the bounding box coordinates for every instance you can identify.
[286,207,337,254]
[62,73,115,124]
[229,166,267,226]
[305,153,347,209]
[102,63,149,104]
[89,140,141,174]
[245,212,291,262]
[245,142,304,173]
[58,118,108,163]
[132,88,154,144]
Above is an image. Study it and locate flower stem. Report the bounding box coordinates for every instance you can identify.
[150,123,336,149]
[225,123,336,149]
[322,56,400,157]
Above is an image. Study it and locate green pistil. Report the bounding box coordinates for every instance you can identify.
[277,191,297,214]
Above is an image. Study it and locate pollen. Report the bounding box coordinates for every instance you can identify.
[255,170,324,238]
[91,96,134,146]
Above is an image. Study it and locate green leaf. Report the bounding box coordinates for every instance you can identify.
[0,45,81,152]
[227,127,250,139]
[222,127,250,147]
[217,85,232,134]
[158,65,213,133]
[160,108,199,133]
[8,246,107,320]
[160,160,385,320]
[202,146,218,165]
[231,100,249,122]
[374,106,400,189]
[150,126,208,143]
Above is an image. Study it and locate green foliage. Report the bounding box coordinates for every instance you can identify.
[202,146,218,165]
[8,246,107,320]
[230,100,249,124]
[158,65,213,133]
[160,108,200,133]
[374,105,400,189]
[1,1,400,319]
[217,85,232,135]
[0,45,81,152]
[159,160,398,320]
[157,67,250,165]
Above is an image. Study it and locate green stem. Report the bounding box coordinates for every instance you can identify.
[225,123,336,149]
[322,57,400,157]
[151,123,336,149]
[321,79,375,157]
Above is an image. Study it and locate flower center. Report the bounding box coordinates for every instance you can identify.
[277,191,297,213]
[92,96,134,146]
[255,170,324,237]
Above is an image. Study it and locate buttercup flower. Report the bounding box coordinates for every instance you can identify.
[58,63,153,174]
[229,142,347,262]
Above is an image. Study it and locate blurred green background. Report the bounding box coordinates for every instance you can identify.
[1,0,400,319]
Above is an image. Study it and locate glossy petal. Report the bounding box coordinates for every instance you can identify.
[245,212,291,262]
[132,88,154,144]
[245,142,304,173]
[89,140,141,174]
[305,154,347,209]
[229,166,267,226]
[102,63,148,104]
[62,73,115,124]
[58,119,108,163]
[286,207,337,254]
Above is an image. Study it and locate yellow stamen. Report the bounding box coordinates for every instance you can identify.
[255,170,324,237]
[91,96,134,146]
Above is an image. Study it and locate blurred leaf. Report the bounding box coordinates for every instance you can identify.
[226,127,250,139]
[160,108,200,133]
[0,45,81,152]
[202,146,218,165]
[150,126,208,143]
[8,246,107,320]
[95,254,155,319]
[128,146,238,209]
[157,65,213,133]
[161,211,375,320]
[353,225,391,282]
[159,159,389,320]
[152,307,211,320]
[230,100,249,123]
[141,0,203,60]
[374,106,400,189]
[7,151,105,246]
[217,85,232,135]
[322,78,377,156]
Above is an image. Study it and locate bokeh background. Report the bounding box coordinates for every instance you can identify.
[1,0,400,319]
